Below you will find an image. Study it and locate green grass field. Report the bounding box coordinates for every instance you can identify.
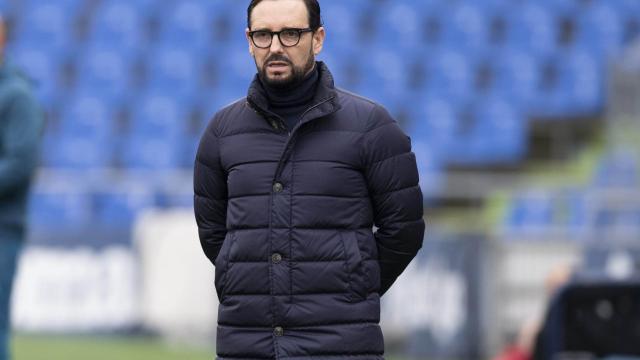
[12,335,407,360]
[12,334,213,360]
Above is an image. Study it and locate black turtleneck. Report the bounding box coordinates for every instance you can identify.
[260,63,320,131]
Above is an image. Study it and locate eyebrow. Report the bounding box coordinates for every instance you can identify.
[250,26,309,32]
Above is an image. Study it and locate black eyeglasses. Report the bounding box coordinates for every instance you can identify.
[248,28,314,49]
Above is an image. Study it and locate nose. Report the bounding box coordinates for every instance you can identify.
[269,33,284,53]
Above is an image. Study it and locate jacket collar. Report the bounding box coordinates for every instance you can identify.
[247,61,341,128]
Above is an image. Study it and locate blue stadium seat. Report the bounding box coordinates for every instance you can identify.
[473,98,527,163]
[441,2,492,52]
[317,48,364,92]
[408,95,459,161]
[29,190,93,230]
[575,3,625,58]
[321,0,372,52]
[196,91,244,131]
[215,43,255,97]
[158,0,212,48]
[502,3,557,56]
[156,190,193,209]
[118,134,181,170]
[90,0,147,52]
[44,132,113,169]
[556,49,604,115]
[0,0,17,15]
[425,49,476,99]
[507,190,554,231]
[75,45,134,103]
[559,188,590,234]
[374,0,427,52]
[355,49,413,103]
[59,92,114,139]
[129,90,188,139]
[94,189,155,226]
[537,0,584,14]
[10,45,63,106]
[491,50,544,112]
[594,207,640,235]
[15,1,77,51]
[146,45,203,98]
[593,150,639,188]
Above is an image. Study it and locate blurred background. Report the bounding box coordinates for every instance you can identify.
[3,0,640,359]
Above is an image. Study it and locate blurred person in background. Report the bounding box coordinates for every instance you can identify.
[193,0,425,358]
[0,14,44,360]
[494,264,575,360]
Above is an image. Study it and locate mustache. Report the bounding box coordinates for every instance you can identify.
[264,54,292,66]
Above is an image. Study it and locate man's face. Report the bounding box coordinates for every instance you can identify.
[246,0,325,88]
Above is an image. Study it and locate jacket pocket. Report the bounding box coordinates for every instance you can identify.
[214,232,234,302]
[341,231,368,302]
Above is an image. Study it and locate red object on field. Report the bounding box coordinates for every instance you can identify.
[494,345,532,360]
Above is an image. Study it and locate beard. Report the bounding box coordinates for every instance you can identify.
[257,49,315,89]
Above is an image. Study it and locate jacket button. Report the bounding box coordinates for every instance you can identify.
[271,253,282,264]
[274,326,284,337]
[273,182,283,193]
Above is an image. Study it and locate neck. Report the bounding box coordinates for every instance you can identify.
[262,63,319,107]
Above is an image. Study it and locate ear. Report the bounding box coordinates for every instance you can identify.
[312,26,325,56]
[245,28,254,56]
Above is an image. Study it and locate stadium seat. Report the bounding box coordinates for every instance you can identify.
[28,190,93,230]
[472,98,527,163]
[157,0,212,49]
[490,50,544,112]
[118,134,182,170]
[507,190,554,231]
[10,45,64,106]
[441,2,492,53]
[407,95,459,161]
[44,133,113,169]
[501,3,557,56]
[129,90,188,139]
[321,0,371,52]
[593,150,639,188]
[425,49,476,99]
[75,45,134,103]
[556,49,605,115]
[94,189,155,227]
[59,92,115,139]
[374,0,427,52]
[355,49,413,103]
[575,3,625,58]
[90,0,147,53]
[214,43,256,97]
[146,44,203,98]
[15,1,78,51]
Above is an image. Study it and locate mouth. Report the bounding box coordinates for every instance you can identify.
[267,61,290,69]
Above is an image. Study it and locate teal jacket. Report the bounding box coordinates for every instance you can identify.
[0,60,43,240]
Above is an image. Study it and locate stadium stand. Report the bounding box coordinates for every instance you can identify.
[11,0,638,231]
[3,1,639,356]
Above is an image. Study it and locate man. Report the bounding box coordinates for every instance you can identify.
[194,0,425,358]
[0,14,44,360]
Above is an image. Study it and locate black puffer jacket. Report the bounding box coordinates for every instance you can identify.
[194,62,425,360]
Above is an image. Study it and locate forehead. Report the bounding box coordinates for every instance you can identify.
[250,0,309,30]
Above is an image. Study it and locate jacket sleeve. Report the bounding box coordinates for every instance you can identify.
[361,104,425,296]
[193,118,228,266]
[0,88,43,196]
